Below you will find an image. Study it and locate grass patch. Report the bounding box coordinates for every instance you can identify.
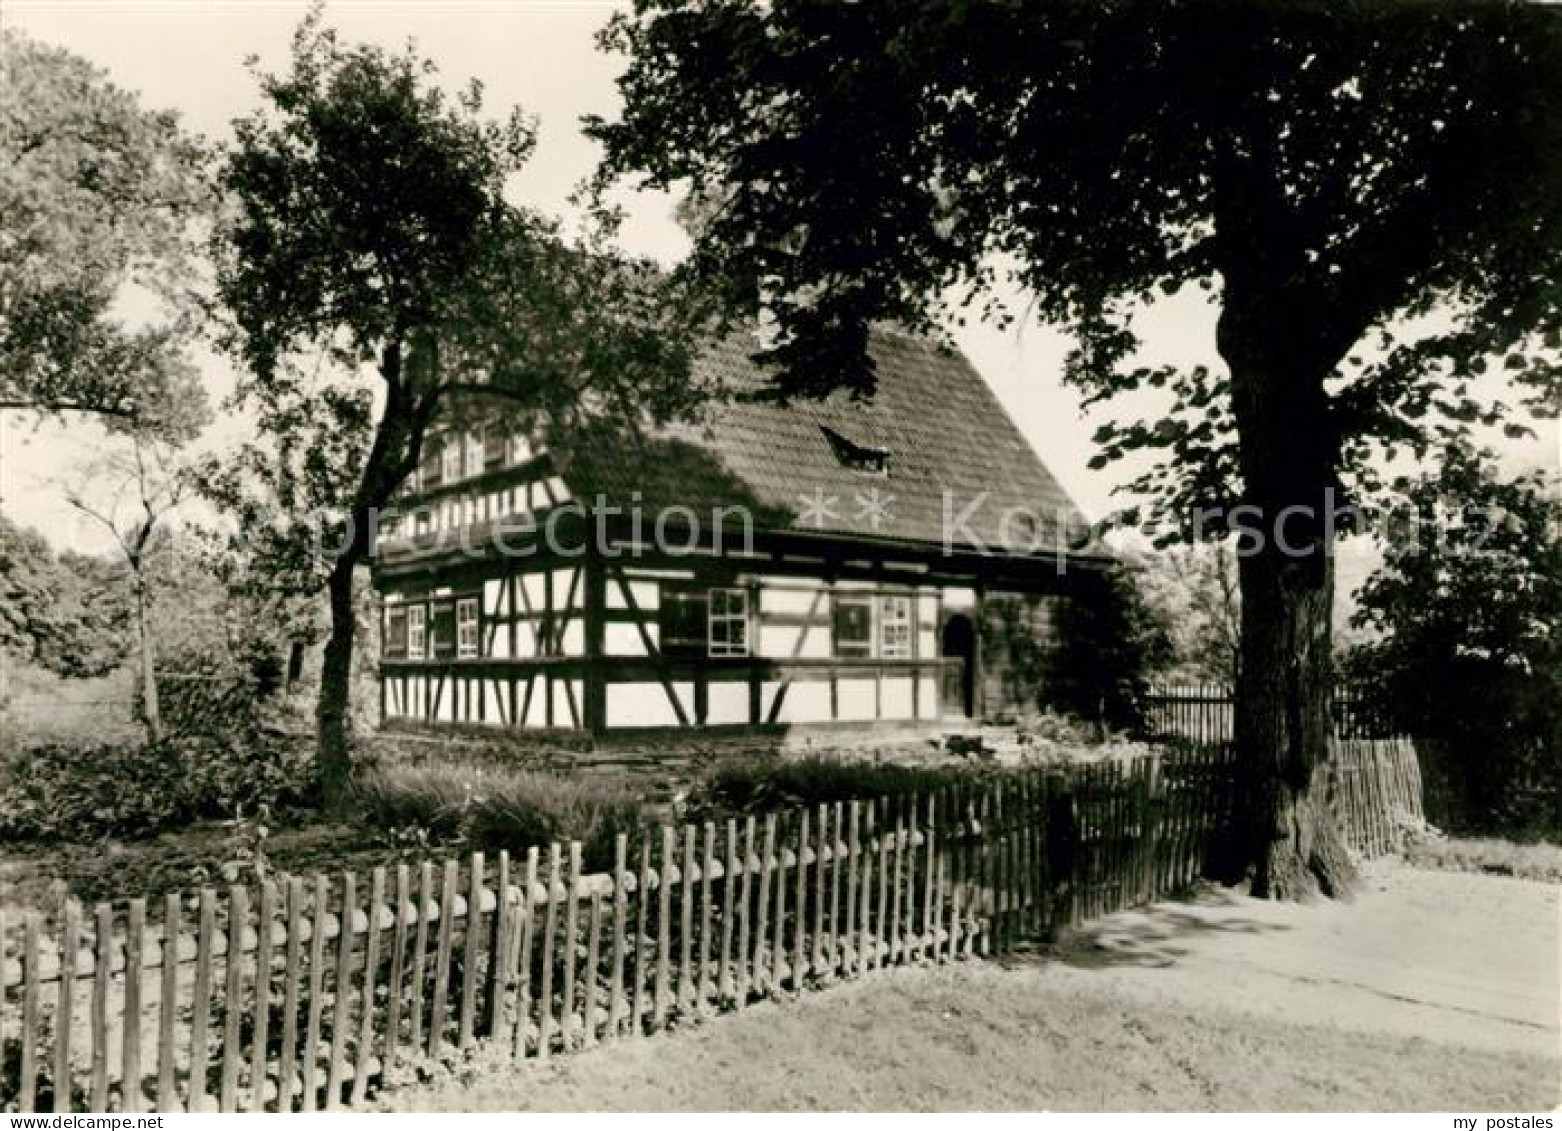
[1401,832,1562,884]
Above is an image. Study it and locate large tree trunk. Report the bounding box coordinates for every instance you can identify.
[315,551,360,805]
[313,340,420,806]
[1218,309,1358,900]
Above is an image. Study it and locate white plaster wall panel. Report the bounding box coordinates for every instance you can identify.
[837,678,878,721]
[918,677,940,719]
[761,623,830,658]
[943,587,977,610]
[550,569,575,609]
[552,678,583,728]
[410,676,426,719]
[523,679,547,728]
[559,621,585,656]
[488,629,511,660]
[606,681,692,727]
[486,679,507,723]
[515,621,538,658]
[522,574,549,615]
[758,623,801,658]
[483,578,506,617]
[760,587,818,617]
[435,678,454,723]
[881,677,915,719]
[705,680,751,725]
[606,579,659,611]
[604,622,648,656]
[919,628,937,658]
[545,476,571,505]
[776,680,832,723]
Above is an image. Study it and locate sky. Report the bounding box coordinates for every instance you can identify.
[3,0,1556,559]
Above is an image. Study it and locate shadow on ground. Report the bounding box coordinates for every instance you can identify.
[1008,886,1292,970]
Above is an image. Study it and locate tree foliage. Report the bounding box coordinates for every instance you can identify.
[594,1,1559,482]
[1051,566,1173,734]
[0,30,211,432]
[1346,449,1561,833]
[591,0,1562,897]
[216,9,711,796]
[0,513,131,681]
[1140,540,1243,686]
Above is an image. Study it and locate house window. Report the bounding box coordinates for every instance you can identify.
[414,511,431,538]
[708,588,750,657]
[456,597,480,659]
[407,605,427,659]
[880,595,913,659]
[442,440,462,485]
[384,606,408,658]
[659,586,708,659]
[832,593,874,658]
[430,600,456,659]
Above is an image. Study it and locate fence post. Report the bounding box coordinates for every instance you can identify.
[607,835,628,1040]
[156,893,180,1112]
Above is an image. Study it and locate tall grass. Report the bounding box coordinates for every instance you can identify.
[351,762,645,872]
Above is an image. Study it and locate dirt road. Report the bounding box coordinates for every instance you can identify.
[394,862,1559,1111]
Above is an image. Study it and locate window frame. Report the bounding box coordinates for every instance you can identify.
[384,605,409,659]
[707,587,751,658]
[879,594,914,660]
[429,599,457,660]
[407,605,427,659]
[831,592,876,659]
[456,596,481,659]
[658,585,709,659]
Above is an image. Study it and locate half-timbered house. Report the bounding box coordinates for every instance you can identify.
[372,327,1109,738]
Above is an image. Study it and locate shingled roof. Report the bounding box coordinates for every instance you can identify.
[559,327,1095,557]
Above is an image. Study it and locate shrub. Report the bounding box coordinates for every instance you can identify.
[681,755,994,825]
[0,731,317,844]
[0,740,191,842]
[352,763,645,872]
[1049,565,1173,735]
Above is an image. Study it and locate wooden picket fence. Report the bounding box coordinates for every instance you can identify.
[0,748,1235,1114]
[1143,684,1427,855]
[1329,736,1425,857]
[1144,681,1400,745]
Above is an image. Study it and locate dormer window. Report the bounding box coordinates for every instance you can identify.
[821,426,890,475]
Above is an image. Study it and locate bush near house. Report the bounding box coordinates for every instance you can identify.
[680,755,1001,827]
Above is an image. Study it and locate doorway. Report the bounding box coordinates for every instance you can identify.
[940,613,976,718]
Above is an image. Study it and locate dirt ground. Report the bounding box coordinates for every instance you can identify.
[394,862,1560,1112]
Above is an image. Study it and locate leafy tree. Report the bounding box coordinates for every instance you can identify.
[0,514,131,685]
[1347,449,1561,833]
[217,11,708,799]
[1141,540,1243,687]
[62,427,205,741]
[1050,566,1173,734]
[591,0,1562,896]
[0,30,210,429]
